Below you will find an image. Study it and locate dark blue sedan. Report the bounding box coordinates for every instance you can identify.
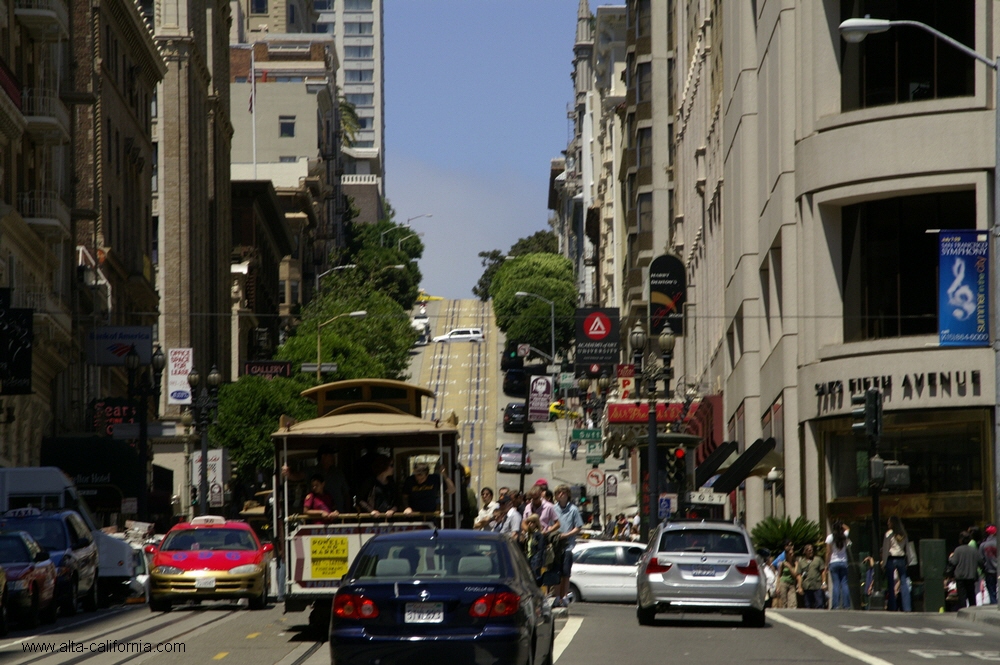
[330,530,555,665]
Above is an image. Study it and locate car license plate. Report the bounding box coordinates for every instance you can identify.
[692,566,715,577]
[194,577,216,589]
[405,602,444,623]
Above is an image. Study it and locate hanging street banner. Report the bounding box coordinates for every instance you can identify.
[649,254,686,336]
[575,307,620,365]
[527,375,553,422]
[86,326,152,365]
[0,289,33,395]
[938,231,989,347]
[167,348,194,405]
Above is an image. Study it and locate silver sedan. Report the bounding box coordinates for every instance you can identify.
[570,540,646,602]
[636,520,767,627]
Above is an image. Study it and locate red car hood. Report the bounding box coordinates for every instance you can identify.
[153,550,263,571]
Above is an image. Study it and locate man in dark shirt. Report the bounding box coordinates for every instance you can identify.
[402,462,455,514]
[949,531,984,608]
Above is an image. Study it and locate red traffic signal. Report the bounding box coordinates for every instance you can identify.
[674,447,686,460]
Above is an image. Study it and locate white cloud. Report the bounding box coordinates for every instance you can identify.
[386,153,552,300]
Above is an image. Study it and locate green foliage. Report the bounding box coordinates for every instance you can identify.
[213,376,315,485]
[472,250,504,301]
[338,97,360,148]
[490,253,576,357]
[472,230,558,301]
[750,516,824,554]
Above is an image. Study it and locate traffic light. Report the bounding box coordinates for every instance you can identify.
[666,447,687,491]
[851,388,882,439]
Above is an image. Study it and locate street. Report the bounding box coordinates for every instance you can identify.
[2,599,999,664]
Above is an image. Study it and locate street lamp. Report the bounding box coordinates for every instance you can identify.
[631,323,677,540]
[316,310,367,382]
[185,365,222,516]
[406,213,433,225]
[125,344,166,521]
[514,291,556,366]
[839,12,1000,607]
[315,264,357,291]
[397,232,424,253]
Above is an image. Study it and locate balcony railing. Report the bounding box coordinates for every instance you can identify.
[18,190,71,238]
[14,0,70,41]
[22,88,70,133]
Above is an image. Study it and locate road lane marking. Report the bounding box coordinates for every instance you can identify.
[213,653,229,660]
[246,632,261,639]
[553,616,583,664]
[769,611,896,665]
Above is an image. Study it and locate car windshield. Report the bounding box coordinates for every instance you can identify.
[7,519,69,551]
[658,529,749,554]
[353,540,506,579]
[0,536,30,564]
[500,445,523,454]
[161,528,257,551]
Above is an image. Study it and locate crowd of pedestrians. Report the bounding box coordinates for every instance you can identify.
[758,517,998,612]
[470,479,584,607]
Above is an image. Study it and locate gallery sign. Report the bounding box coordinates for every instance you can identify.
[244,360,292,379]
[938,231,988,347]
[649,254,686,336]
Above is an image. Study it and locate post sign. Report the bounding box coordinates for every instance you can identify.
[606,473,618,497]
[167,348,194,405]
[939,231,989,347]
[649,254,686,336]
[572,428,601,441]
[527,375,552,422]
[587,468,605,487]
[191,449,230,507]
[244,360,292,379]
[606,400,699,424]
[575,308,620,365]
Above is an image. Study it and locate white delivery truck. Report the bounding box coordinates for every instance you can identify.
[0,467,137,604]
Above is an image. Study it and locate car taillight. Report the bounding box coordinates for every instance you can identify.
[334,592,379,619]
[526,455,531,464]
[736,560,759,576]
[645,558,672,574]
[469,592,520,618]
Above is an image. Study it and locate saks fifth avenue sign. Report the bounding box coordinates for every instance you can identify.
[814,369,982,415]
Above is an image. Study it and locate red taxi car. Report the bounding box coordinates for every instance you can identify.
[145,516,273,612]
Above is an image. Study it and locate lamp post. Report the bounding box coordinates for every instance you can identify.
[514,291,556,367]
[186,365,222,516]
[125,344,166,521]
[314,264,357,292]
[630,323,676,541]
[839,12,1000,601]
[397,232,424,253]
[316,310,367,382]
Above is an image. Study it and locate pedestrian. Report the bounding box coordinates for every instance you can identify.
[775,540,801,609]
[521,515,546,583]
[980,524,997,604]
[799,543,826,608]
[459,465,478,529]
[522,486,561,532]
[302,474,337,521]
[401,462,456,514]
[882,515,912,612]
[552,484,584,607]
[601,513,615,540]
[826,521,852,610]
[495,494,522,541]
[474,487,500,530]
[949,531,984,609]
[759,549,777,608]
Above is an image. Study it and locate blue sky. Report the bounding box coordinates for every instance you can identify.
[384,0,590,300]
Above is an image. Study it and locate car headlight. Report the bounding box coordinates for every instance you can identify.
[152,566,183,575]
[229,564,261,576]
[8,580,28,591]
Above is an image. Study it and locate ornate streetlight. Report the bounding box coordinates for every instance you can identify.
[185,365,222,515]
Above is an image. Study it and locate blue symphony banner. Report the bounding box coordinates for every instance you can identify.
[939,230,989,347]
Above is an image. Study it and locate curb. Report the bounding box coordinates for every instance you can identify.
[956,606,1000,628]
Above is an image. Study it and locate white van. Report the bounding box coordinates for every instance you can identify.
[432,327,484,343]
[0,467,136,605]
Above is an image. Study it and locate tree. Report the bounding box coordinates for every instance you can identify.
[510,230,557,256]
[338,97,360,148]
[490,253,577,357]
[472,250,505,301]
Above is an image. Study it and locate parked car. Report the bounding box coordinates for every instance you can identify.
[329,530,554,665]
[0,530,56,628]
[548,400,579,421]
[411,315,432,346]
[497,443,532,474]
[432,328,484,343]
[0,508,99,615]
[503,370,527,397]
[500,341,524,371]
[502,402,534,433]
[146,515,274,612]
[570,540,646,603]
[636,520,767,627]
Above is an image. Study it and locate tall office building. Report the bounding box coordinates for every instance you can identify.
[235,0,384,224]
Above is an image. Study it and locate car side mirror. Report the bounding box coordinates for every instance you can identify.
[144,544,158,555]
[261,543,274,554]
[35,550,49,562]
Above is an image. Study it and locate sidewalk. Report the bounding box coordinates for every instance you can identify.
[956,604,1000,628]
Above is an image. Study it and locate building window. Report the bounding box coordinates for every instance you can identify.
[636,62,652,103]
[344,22,373,34]
[357,116,374,129]
[151,215,158,264]
[250,0,267,14]
[279,156,297,163]
[279,115,296,137]
[344,45,373,59]
[637,127,652,167]
[290,280,299,303]
[344,69,373,82]
[151,88,157,118]
[840,0,974,112]
[345,93,373,107]
[637,193,652,232]
[344,0,372,9]
[278,280,286,304]
[353,140,374,148]
[151,143,158,191]
[636,0,650,38]
[288,3,295,24]
[842,190,973,342]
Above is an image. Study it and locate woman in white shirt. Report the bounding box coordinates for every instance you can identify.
[825,521,852,609]
[881,515,912,612]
